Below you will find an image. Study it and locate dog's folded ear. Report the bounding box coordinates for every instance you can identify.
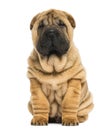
[30,16,36,30]
[63,11,76,28]
[30,13,40,30]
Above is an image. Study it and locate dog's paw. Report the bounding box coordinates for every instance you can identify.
[31,116,48,125]
[62,117,79,126]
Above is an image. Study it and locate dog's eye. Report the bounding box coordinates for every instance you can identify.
[58,21,66,27]
[38,22,44,29]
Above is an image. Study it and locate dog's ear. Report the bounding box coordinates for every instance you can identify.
[63,11,76,28]
[30,13,40,30]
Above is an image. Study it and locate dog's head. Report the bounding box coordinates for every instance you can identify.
[30,9,76,57]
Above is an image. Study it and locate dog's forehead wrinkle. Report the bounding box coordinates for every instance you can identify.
[40,12,65,26]
[46,10,56,15]
[43,18,48,25]
[46,12,61,25]
[46,14,53,25]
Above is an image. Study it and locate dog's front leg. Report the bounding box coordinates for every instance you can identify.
[30,79,49,125]
[62,79,81,126]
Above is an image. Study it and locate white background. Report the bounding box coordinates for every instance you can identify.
[0,0,111,129]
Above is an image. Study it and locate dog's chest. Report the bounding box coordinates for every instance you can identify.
[41,82,68,117]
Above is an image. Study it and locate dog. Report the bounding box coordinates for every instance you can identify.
[27,9,94,125]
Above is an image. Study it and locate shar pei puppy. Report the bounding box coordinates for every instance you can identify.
[27,9,94,126]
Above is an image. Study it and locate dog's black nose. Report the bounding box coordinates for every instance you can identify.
[46,29,56,39]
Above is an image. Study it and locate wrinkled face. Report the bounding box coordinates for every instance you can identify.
[30,9,76,57]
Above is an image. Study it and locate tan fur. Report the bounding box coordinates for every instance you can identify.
[27,9,94,125]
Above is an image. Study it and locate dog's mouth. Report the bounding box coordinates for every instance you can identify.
[37,28,69,57]
[47,48,68,57]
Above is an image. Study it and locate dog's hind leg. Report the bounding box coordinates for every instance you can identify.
[77,115,88,123]
[28,101,33,115]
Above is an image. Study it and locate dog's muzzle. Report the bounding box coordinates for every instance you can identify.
[37,28,69,57]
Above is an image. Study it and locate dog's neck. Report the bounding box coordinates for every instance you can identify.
[38,54,68,73]
[30,43,79,74]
